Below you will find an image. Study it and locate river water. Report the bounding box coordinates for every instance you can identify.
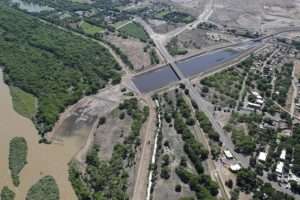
[0,70,78,200]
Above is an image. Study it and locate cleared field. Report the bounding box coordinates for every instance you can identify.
[9,86,37,119]
[79,21,104,35]
[119,22,149,42]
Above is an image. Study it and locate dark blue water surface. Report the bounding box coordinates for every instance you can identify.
[132,65,179,93]
[177,49,240,76]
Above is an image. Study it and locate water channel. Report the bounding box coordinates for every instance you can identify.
[132,65,179,93]
[177,49,239,77]
[133,42,260,93]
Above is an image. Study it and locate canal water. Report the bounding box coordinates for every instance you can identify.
[177,49,240,77]
[133,42,260,93]
[132,65,179,93]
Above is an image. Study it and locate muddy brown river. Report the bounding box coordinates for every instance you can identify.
[0,70,78,200]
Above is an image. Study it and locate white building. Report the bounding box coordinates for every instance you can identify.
[252,91,263,100]
[276,161,284,174]
[230,163,242,172]
[247,102,261,109]
[258,152,267,162]
[224,150,233,159]
[256,99,264,105]
[280,149,286,160]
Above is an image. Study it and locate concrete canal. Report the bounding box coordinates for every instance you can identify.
[133,42,260,93]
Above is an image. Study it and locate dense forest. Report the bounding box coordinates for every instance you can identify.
[0,6,121,135]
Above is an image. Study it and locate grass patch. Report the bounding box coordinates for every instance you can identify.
[10,86,37,119]
[119,22,149,42]
[79,21,104,35]
[26,176,59,200]
[9,137,28,187]
[1,186,15,200]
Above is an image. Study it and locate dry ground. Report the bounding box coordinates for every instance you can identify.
[148,19,181,34]
[171,28,233,57]
[94,108,132,160]
[103,33,163,71]
[210,0,300,33]
[51,85,125,163]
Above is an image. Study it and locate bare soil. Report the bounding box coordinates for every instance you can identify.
[94,108,132,160]
[104,33,163,71]
[210,0,300,33]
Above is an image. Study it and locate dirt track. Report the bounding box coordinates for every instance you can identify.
[132,96,156,200]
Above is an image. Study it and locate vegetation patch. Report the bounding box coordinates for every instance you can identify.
[79,21,104,35]
[160,11,195,24]
[0,6,121,134]
[26,176,59,200]
[1,186,15,200]
[166,37,188,56]
[272,63,293,106]
[119,22,149,42]
[149,48,160,65]
[9,137,28,186]
[200,68,244,108]
[10,86,37,119]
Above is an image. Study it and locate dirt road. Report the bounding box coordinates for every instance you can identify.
[132,96,156,200]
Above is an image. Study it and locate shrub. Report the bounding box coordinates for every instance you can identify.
[26,176,59,200]
[175,184,182,192]
[1,186,15,200]
[9,137,28,186]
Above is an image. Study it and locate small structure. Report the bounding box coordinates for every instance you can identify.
[280,149,286,160]
[252,91,263,100]
[230,163,242,172]
[247,102,261,109]
[256,99,264,105]
[258,152,267,162]
[224,150,233,159]
[276,161,284,174]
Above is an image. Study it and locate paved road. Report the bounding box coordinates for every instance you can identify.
[185,96,230,200]
[139,15,251,168]
[138,13,239,199]
[260,172,300,199]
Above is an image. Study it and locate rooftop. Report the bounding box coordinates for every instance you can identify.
[224,150,233,159]
[276,161,284,174]
[258,152,267,162]
[280,149,286,160]
[230,164,242,172]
